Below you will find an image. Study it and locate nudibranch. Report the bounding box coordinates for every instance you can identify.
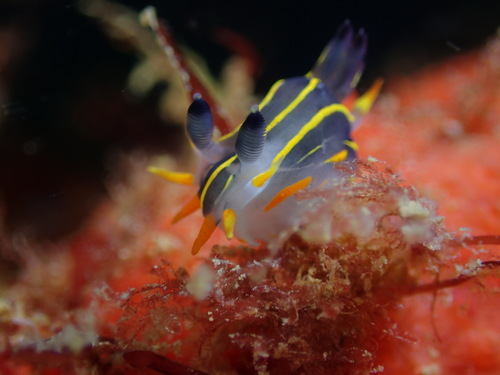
[149,21,382,254]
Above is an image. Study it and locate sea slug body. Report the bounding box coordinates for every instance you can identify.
[150,21,382,254]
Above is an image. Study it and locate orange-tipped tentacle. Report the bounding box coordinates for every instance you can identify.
[172,194,201,224]
[192,214,217,255]
[264,176,312,212]
[352,78,384,116]
[324,149,348,164]
[147,166,195,186]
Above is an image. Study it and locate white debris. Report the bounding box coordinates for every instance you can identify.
[186,264,215,301]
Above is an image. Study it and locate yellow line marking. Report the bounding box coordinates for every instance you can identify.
[218,79,285,143]
[265,78,321,132]
[199,155,237,206]
[222,174,234,193]
[217,126,239,142]
[252,103,353,187]
[316,45,329,66]
[296,145,322,165]
[218,76,321,143]
[258,79,284,110]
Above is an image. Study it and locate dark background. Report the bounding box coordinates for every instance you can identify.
[0,0,498,240]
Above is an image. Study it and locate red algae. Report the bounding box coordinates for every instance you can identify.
[110,160,452,374]
[355,35,500,236]
[355,36,500,375]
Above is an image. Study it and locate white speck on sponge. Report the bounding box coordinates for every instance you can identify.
[34,323,98,354]
[398,196,438,245]
[398,198,430,219]
[186,264,215,301]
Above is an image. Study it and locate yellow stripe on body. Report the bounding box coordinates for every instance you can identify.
[218,76,318,143]
[295,145,322,165]
[222,174,234,193]
[252,104,354,187]
[216,123,240,143]
[217,79,285,143]
[199,155,238,207]
[265,77,321,132]
[258,79,285,110]
[316,46,329,66]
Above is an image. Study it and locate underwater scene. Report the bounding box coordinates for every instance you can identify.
[0,1,499,374]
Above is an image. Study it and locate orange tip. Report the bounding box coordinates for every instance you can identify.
[191,214,217,255]
[172,194,201,224]
[264,176,312,212]
[324,149,348,164]
[353,78,384,115]
[147,166,195,186]
[252,163,279,188]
